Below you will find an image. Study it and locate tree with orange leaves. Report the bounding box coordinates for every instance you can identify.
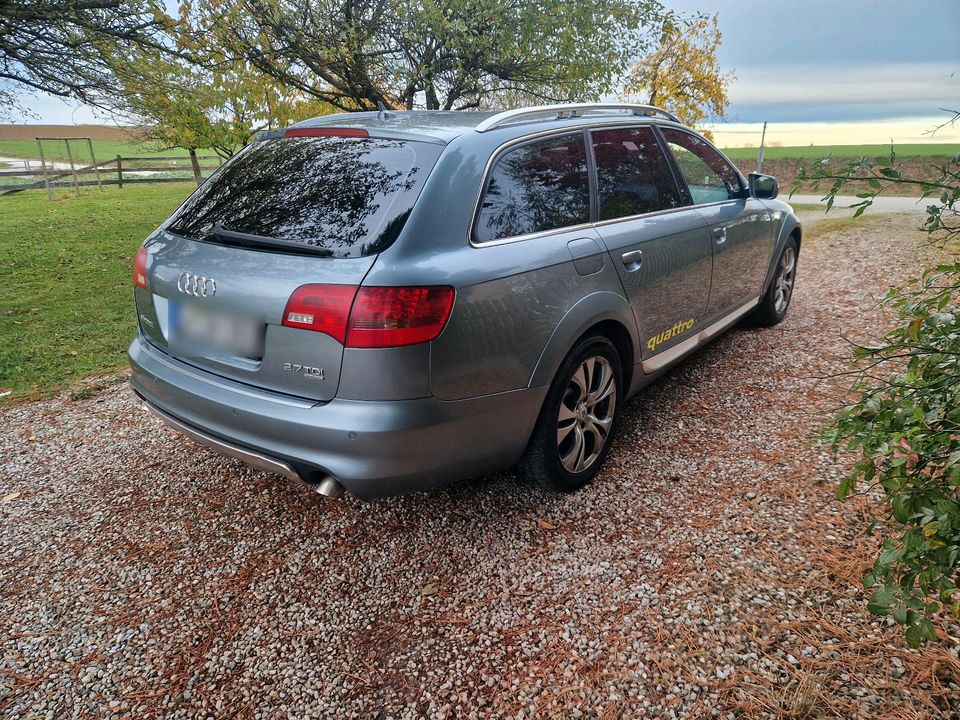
[625,13,733,139]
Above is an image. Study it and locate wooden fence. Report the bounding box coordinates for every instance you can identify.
[0,154,223,197]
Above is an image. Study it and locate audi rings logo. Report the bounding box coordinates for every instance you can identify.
[177,272,216,298]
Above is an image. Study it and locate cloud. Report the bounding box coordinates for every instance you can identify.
[725,62,958,122]
[731,63,956,105]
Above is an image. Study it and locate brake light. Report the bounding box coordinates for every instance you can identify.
[347,286,455,348]
[281,284,455,348]
[133,246,148,289]
[281,284,358,344]
[283,128,369,138]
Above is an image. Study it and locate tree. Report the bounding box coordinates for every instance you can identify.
[625,13,732,134]
[0,0,175,108]
[801,110,960,645]
[107,8,334,159]
[201,0,664,111]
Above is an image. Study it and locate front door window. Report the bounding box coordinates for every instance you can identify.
[661,128,743,205]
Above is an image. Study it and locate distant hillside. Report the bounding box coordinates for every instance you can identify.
[0,124,145,141]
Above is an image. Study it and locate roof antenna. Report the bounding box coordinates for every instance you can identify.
[376,100,394,121]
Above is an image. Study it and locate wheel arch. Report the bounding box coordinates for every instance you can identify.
[528,291,639,392]
[762,215,802,294]
[790,224,802,250]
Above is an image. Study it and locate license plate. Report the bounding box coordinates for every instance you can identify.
[169,301,264,358]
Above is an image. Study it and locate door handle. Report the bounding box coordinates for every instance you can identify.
[714,226,727,245]
[621,249,644,269]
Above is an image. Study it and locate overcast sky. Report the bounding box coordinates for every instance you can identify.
[668,0,959,123]
[6,0,960,145]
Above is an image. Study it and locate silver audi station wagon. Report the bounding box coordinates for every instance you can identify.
[129,103,800,499]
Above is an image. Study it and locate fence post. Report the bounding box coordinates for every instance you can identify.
[189,148,202,186]
[116,155,123,189]
[64,139,80,196]
[88,138,103,192]
[36,138,52,201]
[756,121,768,174]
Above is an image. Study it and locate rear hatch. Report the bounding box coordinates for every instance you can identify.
[134,131,443,401]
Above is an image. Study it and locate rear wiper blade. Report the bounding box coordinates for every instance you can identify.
[211,223,335,257]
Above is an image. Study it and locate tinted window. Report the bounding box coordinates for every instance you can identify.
[474,133,589,243]
[591,127,683,220]
[661,128,743,205]
[166,136,442,258]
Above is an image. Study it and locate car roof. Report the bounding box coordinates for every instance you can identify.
[289,110,500,143]
[288,104,687,144]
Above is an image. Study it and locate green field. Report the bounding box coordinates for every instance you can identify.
[0,183,195,400]
[0,138,192,163]
[721,143,960,161]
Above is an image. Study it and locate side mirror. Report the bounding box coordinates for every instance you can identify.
[749,172,779,199]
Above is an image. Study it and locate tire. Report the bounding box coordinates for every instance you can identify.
[518,334,623,492]
[752,236,798,327]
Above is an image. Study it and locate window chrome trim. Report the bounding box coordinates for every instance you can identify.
[465,123,756,248]
[469,219,601,248]
[469,127,593,247]
[469,119,699,248]
[591,203,694,229]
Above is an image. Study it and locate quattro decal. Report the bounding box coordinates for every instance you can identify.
[647,319,695,352]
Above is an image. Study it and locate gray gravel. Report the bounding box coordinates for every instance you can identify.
[2,211,959,719]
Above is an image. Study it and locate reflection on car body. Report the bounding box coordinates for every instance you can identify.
[129,103,800,499]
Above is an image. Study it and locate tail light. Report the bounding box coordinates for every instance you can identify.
[133,246,148,289]
[348,286,455,348]
[281,284,358,345]
[282,284,455,348]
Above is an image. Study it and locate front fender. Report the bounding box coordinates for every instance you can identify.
[761,200,802,293]
[528,291,640,389]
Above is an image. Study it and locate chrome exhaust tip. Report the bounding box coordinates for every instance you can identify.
[313,474,346,499]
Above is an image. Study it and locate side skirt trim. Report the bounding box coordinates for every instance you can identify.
[641,296,760,374]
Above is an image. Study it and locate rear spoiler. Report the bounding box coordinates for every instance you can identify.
[256,128,370,141]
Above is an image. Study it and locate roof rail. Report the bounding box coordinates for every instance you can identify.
[474,103,680,133]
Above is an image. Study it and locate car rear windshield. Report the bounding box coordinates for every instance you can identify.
[166,136,443,258]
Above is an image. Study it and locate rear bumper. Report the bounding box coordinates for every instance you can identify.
[128,336,546,498]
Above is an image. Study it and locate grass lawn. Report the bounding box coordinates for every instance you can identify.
[0,184,195,400]
[721,143,960,161]
[0,138,194,163]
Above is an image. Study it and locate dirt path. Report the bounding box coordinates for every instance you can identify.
[1,212,958,719]
[0,155,75,172]
[790,194,934,213]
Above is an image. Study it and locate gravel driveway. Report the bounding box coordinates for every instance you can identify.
[2,212,959,719]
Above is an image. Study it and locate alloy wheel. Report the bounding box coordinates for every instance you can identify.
[774,246,796,315]
[556,355,617,474]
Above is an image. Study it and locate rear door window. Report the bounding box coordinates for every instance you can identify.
[166,136,442,258]
[591,126,683,220]
[661,128,743,205]
[474,132,590,243]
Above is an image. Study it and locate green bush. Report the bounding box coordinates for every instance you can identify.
[795,116,960,643]
[791,111,960,644]
[826,263,960,646]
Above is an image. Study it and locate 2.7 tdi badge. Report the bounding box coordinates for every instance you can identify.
[283,363,324,380]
